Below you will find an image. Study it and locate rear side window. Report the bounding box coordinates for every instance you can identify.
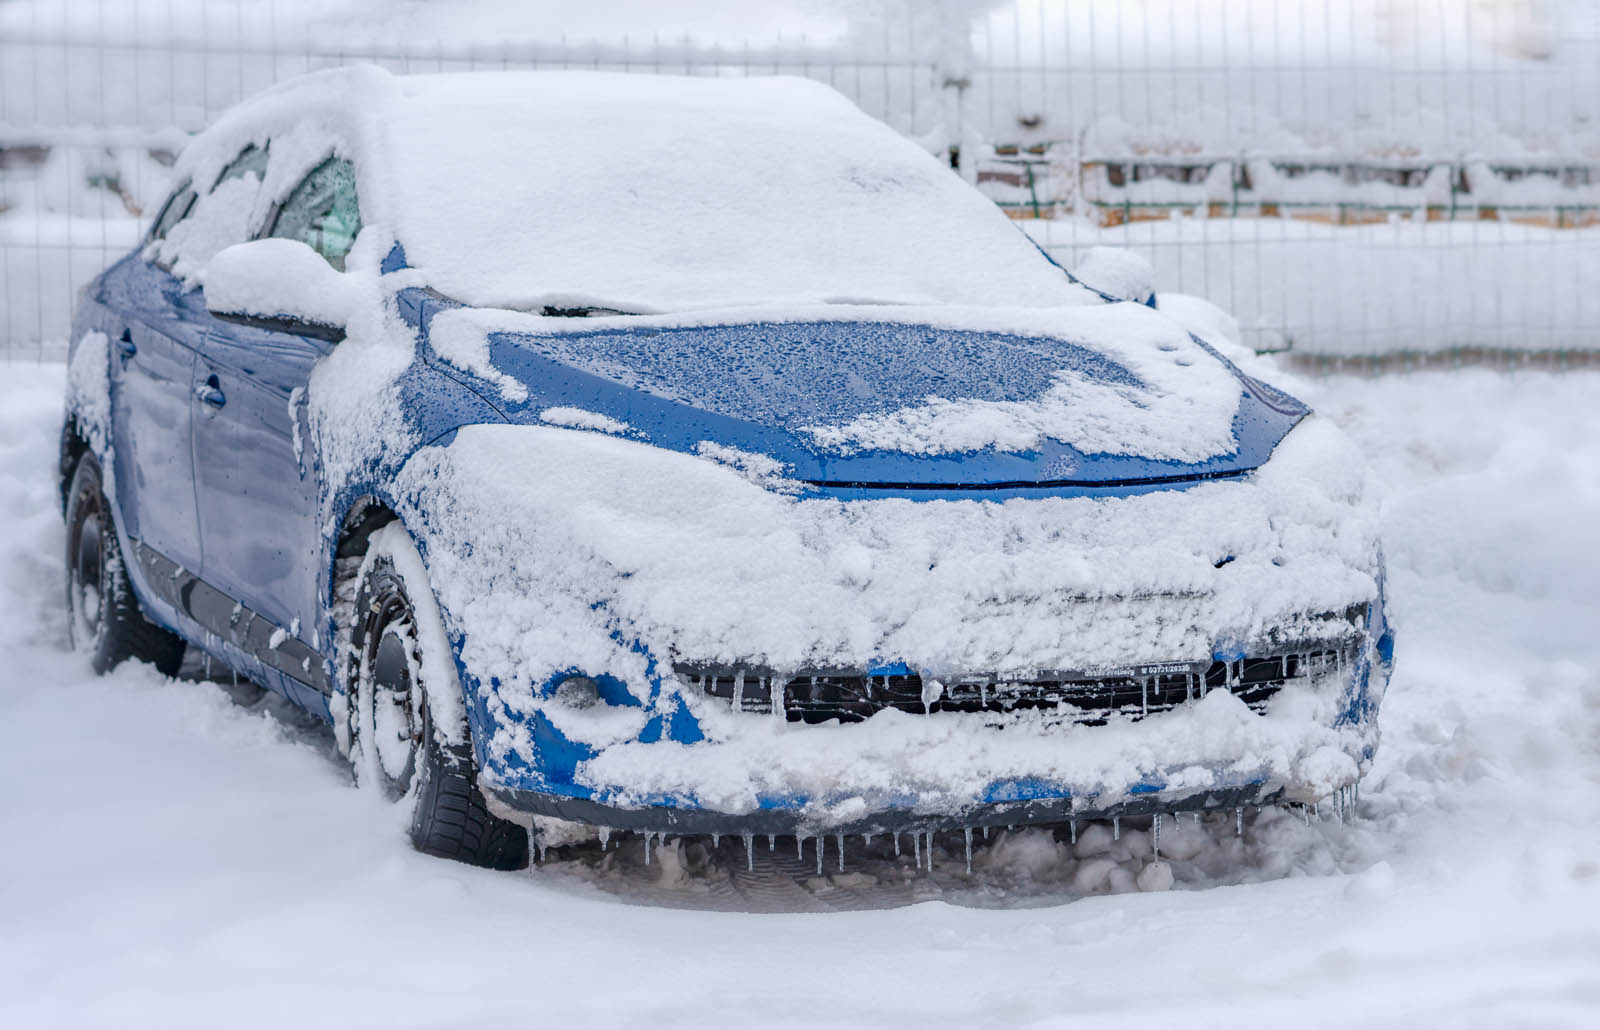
[150,182,196,240]
[268,157,362,271]
[213,143,270,190]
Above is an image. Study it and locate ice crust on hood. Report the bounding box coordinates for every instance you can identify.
[427,302,1246,462]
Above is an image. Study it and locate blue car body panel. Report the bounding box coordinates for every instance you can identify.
[67,231,1383,834]
[412,295,1308,492]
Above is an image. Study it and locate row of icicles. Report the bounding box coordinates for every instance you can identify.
[534,784,1361,876]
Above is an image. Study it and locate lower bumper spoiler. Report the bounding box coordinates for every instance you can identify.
[486,782,1286,837]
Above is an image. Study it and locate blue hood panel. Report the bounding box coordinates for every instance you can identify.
[429,314,1308,488]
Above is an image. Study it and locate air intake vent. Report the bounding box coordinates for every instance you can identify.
[678,646,1353,726]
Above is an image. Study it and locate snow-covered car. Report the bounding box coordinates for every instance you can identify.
[59,66,1392,870]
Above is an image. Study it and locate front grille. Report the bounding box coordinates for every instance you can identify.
[678,647,1352,726]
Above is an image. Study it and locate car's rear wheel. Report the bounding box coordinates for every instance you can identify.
[345,525,528,870]
[64,453,185,676]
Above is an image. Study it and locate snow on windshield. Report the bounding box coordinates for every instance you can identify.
[376,71,1087,312]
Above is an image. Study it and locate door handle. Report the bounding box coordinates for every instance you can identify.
[117,330,137,361]
[196,374,226,409]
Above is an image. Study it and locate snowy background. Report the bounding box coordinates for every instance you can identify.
[5,0,1600,356]
[2,362,1596,1027]
[2,2,1599,1026]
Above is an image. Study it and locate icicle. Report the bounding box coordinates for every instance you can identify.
[1236,807,1244,837]
[743,832,754,871]
[963,828,973,875]
[732,669,745,711]
[864,833,874,847]
[767,834,776,852]
[816,835,824,875]
[644,832,653,866]
[836,834,844,872]
[1152,813,1161,860]
[1141,676,1148,717]
[912,832,921,867]
[712,833,721,849]
[894,832,901,857]
[1069,819,1077,845]
[1113,817,1121,841]
[926,832,935,872]
[796,834,805,861]
[598,826,611,849]
[982,825,991,842]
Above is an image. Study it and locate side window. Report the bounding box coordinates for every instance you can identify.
[213,143,270,191]
[268,157,362,271]
[150,182,197,241]
[150,139,275,278]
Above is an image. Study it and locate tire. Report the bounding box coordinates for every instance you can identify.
[64,452,185,676]
[344,525,528,871]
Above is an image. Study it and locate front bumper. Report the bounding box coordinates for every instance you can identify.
[478,616,1391,837]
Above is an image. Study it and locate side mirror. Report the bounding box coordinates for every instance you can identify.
[204,238,358,341]
[1070,246,1157,307]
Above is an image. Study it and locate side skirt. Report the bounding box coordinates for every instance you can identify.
[126,538,334,718]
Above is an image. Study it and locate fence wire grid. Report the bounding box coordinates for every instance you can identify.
[4,0,1599,363]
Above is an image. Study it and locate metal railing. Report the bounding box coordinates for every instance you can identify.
[4,0,1599,362]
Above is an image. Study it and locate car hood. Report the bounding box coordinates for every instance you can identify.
[421,302,1309,489]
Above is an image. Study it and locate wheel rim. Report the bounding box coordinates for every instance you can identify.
[362,587,425,799]
[69,488,106,649]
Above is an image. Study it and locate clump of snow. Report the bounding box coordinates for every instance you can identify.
[428,309,530,405]
[1070,246,1155,304]
[203,238,364,328]
[146,174,259,284]
[693,441,797,491]
[540,407,633,436]
[63,330,111,459]
[394,410,1381,815]
[377,70,1090,312]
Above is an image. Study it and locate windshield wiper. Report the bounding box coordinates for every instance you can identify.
[540,304,636,318]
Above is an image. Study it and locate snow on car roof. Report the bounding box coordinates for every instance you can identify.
[176,65,1095,312]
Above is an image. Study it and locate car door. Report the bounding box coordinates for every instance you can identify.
[190,156,362,671]
[101,181,206,576]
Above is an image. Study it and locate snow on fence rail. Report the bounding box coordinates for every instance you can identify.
[4,0,1600,361]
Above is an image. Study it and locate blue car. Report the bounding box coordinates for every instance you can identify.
[61,67,1392,869]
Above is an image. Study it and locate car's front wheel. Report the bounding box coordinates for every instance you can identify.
[344,524,528,870]
[64,452,185,675]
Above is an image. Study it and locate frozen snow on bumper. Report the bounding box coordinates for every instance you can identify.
[394,414,1390,830]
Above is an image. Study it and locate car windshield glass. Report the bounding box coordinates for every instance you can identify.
[380,73,1088,314]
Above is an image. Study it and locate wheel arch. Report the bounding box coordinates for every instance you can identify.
[58,418,93,515]
[328,496,479,754]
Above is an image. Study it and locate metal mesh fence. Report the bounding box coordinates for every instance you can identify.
[4,0,1599,361]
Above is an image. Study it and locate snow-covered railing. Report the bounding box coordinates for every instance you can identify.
[974,145,1600,229]
[5,0,1600,361]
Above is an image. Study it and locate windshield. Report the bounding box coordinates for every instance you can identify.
[379,72,1088,314]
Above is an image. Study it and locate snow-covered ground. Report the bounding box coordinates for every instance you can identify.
[1,361,1597,1027]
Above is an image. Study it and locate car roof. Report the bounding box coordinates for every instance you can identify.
[171,66,1092,312]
